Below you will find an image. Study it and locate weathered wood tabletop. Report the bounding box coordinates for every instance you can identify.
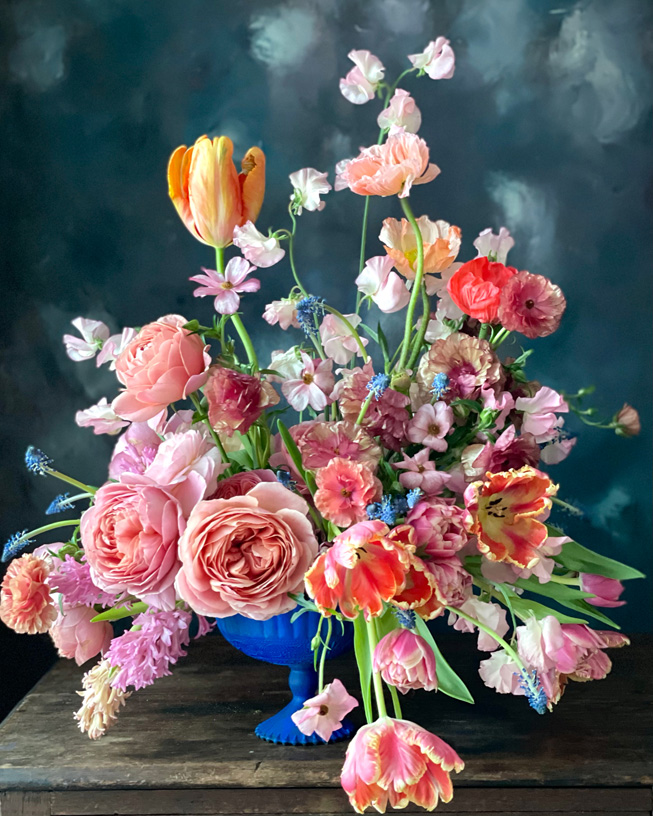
[1,634,651,816]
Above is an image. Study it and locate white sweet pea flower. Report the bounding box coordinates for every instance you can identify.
[408,37,455,80]
[233,221,285,268]
[96,327,137,369]
[63,318,110,362]
[473,227,515,264]
[75,398,129,435]
[289,168,332,214]
[377,89,422,134]
[339,49,385,104]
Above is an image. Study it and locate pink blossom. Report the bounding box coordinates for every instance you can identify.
[339,49,385,104]
[291,678,358,741]
[377,89,421,133]
[408,37,455,79]
[407,402,453,451]
[75,398,129,436]
[50,605,113,666]
[263,298,300,330]
[580,574,626,608]
[212,469,277,499]
[292,420,382,470]
[393,449,451,495]
[289,168,332,214]
[423,312,455,343]
[423,556,472,608]
[189,259,260,315]
[0,554,57,634]
[539,432,577,464]
[373,628,437,693]
[498,270,566,339]
[96,327,138,368]
[49,556,117,607]
[461,425,540,480]
[615,403,641,437]
[417,333,501,402]
[204,367,279,438]
[233,221,285,267]
[109,421,162,480]
[473,227,515,264]
[314,456,382,528]
[479,650,525,695]
[406,497,467,556]
[63,317,111,362]
[319,313,368,365]
[516,386,569,443]
[355,255,410,313]
[448,598,508,652]
[431,264,465,320]
[480,384,515,430]
[281,352,334,411]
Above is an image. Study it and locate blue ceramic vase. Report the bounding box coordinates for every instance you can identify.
[216,609,355,745]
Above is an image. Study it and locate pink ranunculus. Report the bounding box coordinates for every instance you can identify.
[448,598,509,652]
[406,402,454,452]
[233,221,285,267]
[75,397,130,436]
[96,327,138,368]
[498,270,566,339]
[355,255,410,313]
[50,604,113,666]
[341,717,464,813]
[406,497,468,557]
[289,168,332,214]
[204,366,280,438]
[319,313,368,365]
[377,89,422,133]
[423,557,472,608]
[291,678,358,742]
[314,456,382,528]
[408,37,456,80]
[339,49,385,104]
[211,469,278,500]
[0,554,57,634]
[63,317,111,362]
[473,227,515,264]
[281,352,334,412]
[263,298,301,330]
[175,483,318,619]
[80,477,185,610]
[394,449,452,495]
[580,574,626,608]
[112,315,211,422]
[515,386,568,443]
[189,259,260,316]
[109,421,162,480]
[335,130,440,198]
[373,628,437,693]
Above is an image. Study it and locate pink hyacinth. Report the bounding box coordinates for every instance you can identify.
[393,449,451,495]
[377,89,422,133]
[515,386,568,443]
[373,628,437,693]
[498,270,566,339]
[408,37,455,80]
[233,221,285,267]
[281,352,334,412]
[406,497,468,557]
[189,259,260,315]
[406,402,453,452]
[314,456,382,528]
[291,678,358,742]
[580,574,626,608]
[49,556,117,607]
[339,49,385,104]
[355,255,410,314]
[289,168,332,214]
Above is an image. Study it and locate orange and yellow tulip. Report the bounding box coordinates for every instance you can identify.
[167,135,265,248]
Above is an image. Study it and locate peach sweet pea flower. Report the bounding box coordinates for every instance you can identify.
[341,717,464,813]
[408,37,456,80]
[335,130,440,198]
[377,89,422,133]
[50,605,113,666]
[167,135,265,248]
[291,678,358,742]
[0,554,57,634]
[314,457,382,528]
[339,49,385,104]
[380,216,461,286]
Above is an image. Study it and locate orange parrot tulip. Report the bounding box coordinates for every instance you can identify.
[167,135,265,248]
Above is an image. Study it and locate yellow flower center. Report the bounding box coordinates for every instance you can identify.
[221,281,234,290]
[303,373,314,385]
[403,248,418,269]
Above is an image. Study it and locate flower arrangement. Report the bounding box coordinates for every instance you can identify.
[1,36,644,814]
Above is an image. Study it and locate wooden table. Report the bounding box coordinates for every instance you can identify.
[1,634,651,816]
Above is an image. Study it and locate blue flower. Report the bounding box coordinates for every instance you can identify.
[366,373,390,401]
[2,531,33,563]
[430,373,450,400]
[45,493,73,515]
[406,488,423,509]
[518,669,548,715]
[367,495,397,526]
[295,296,326,336]
[276,469,297,492]
[391,607,417,629]
[25,446,53,476]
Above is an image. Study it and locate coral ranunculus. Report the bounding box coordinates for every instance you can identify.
[168,135,265,248]
[447,257,517,323]
[0,554,57,634]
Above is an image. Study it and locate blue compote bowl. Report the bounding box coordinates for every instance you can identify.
[216,608,355,745]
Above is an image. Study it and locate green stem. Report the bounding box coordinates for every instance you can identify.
[491,327,511,348]
[355,392,374,426]
[551,496,584,516]
[324,306,369,362]
[478,323,490,341]
[355,197,371,316]
[549,574,580,586]
[407,282,430,371]
[49,471,96,495]
[388,683,403,718]
[287,208,308,297]
[365,617,387,718]
[189,393,231,471]
[397,198,424,372]
[318,616,333,693]
[215,246,259,370]
[21,519,81,543]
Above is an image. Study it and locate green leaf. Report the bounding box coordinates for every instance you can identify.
[228,448,254,470]
[513,577,619,629]
[91,602,148,622]
[553,536,645,581]
[377,323,390,370]
[414,617,474,704]
[509,595,589,625]
[359,322,379,344]
[353,614,373,722]
[451,398,483,413]
[375,606,400,640]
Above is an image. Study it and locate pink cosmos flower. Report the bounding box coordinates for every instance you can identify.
[189,259,260,316]
[75,398,130,436]
[0,554,57,634]
[113,315,211,422]
[473,227,515,264]
[319,313,368,365]
[377,89,421,133]
[380,216,461,285]
[580,574,626,608]
[263,297,301,330]
[289,168,332,214]
[96,327,138,368]
[408,37,456,80]
[212,469,277,500]
[339,49,385,104]
[293,420,382,470]
[515,386,569,443]
[204,366,279,438]
[373,629,437,693]
[63,317,111,362]
[615,403,641,437]
[355,255,410,313]
[291,678,358,742]
[314,457,382,528]
[233,221,285,267]
[109,421,162,480]
[341,717,464,813]
[417,333,501,402]
[498,270,566,339]
[394,449,451,495]
[48,556,116,607]
[281,352,334,411]
[335,129,440,198]
[406,402,453,451]
[50,605,113,666]
[175,483,318,619]
[406,497,467,556]
[448,598,508,652]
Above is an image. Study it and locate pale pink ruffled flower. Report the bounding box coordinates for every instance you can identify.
[408,37,455,80]
[50,604,113,666]
[266,347,304,383]
[580,574,626,608]
[49,556,117,607]
[479,650,525,696]
[373,628,437,693]
[205,367,279,438]
[109,421,162,480]
[422,312,455,343]
[417,333,501,402]
[393,449,451,495]
[480,384,515,430]
[406,497,467,556]
[380,216,461,285]
[263,298,301,330]
[291,678,358,741]
[319,313,368,365]
[539,432,577,465]
[431,264,465,320]
[474,227,515,264]
[75,398,130,436]
[423,556,472,608]
[292,420,382,470]
[63,317,111,362]
[377,89,422,133]
[233,221,285,267]
[96,327,138,369]
[339,49,385,104]
[407,402,453,451]
[355,255,410,313]
[448,598,509,652]
[289,168,332,214]
[281,352,334,412]
[516,386,568,443]
[314,457,382,528]
[75,658,130,739]
[189,259,260,315]
[498,270,566,339]
[0,554,57,634]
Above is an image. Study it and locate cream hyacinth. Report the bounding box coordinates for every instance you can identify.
[74,659,131,739]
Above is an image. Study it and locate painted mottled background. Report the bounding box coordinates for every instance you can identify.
[0,0,651,718]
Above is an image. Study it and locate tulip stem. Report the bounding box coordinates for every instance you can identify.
[397,198,424,373]
[355,392,374,426]
[388,683,403,719]
[366,617,388,719]
[317,615,332,693]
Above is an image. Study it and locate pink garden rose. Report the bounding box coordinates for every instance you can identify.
[50,604,113,666]
[175,482,318,619]
[109,421,162,479]
[0,554,57,635]
[113,315,211,421]
[211,469,277,500]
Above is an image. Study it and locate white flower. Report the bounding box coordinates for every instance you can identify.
[96,327,137,369]
[63,317,110,362]
[75,398,130,436]
[289,168,332,214]
[339,49,385,104]
[233,221,285,268]
[377,89,422,134]
[473,227,515,264]
[408,37,455,80]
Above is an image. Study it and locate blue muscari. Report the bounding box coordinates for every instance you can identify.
[295,296,326,336]
[45,493,73,515]
[366,373,390,400]
[25,446,53,476]
[431,372,450,400]
[518,669,548,715]
[392,607,417,629]
[406,488,423,509]
[366,495,396,526]
[276,469,297,491]
[2,531,33,563]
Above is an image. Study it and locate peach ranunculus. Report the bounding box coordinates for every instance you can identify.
[314,457,382,528]
[0,554,57,634]
[175,483,318,619]
[464,466,558,570]
[112,315,211,422]
[50,604,113,666]
[80,477,186,610]
[447,257,517,324]
[168,135,265,248]
[379,216,461,288]
[204,366,280,438]
[335,130,440,199]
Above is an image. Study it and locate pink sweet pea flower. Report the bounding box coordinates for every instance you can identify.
[50,604,113,666]
[373,628,437,693]
[539,432,577,464]
[291,678,358,742]
[448,598,509,652]
[480,384,515,430]
[479,649,525,696]
[407,402,453,451]
[393,449,451,495]
[580,574,626,608]
[233,221,285,267]
[289,168,332,214]
[63,317,111,362]
[377,89,422,133]
[281,352,334,411]
[189,258,260,315]
[339,49,385,104]
[615,403,641,437]
[515,386,569,443]
[408,37,455,80]
[96,327,138,368]
[473,227,515,264]
[319,313,368,365]
[263,298,301,330]
[75,398,130,436]
[355,255,410,313]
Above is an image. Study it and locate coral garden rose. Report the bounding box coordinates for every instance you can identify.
[447,257,517,323]
[113,315,211,422]
[204,366,279,437]
[50,604,113,666]
[175,483,318,620]
[0,554,57,634]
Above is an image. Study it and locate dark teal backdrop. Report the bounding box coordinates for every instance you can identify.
[0,0,651,717]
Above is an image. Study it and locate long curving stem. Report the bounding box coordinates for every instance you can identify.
[397,197,425,372]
